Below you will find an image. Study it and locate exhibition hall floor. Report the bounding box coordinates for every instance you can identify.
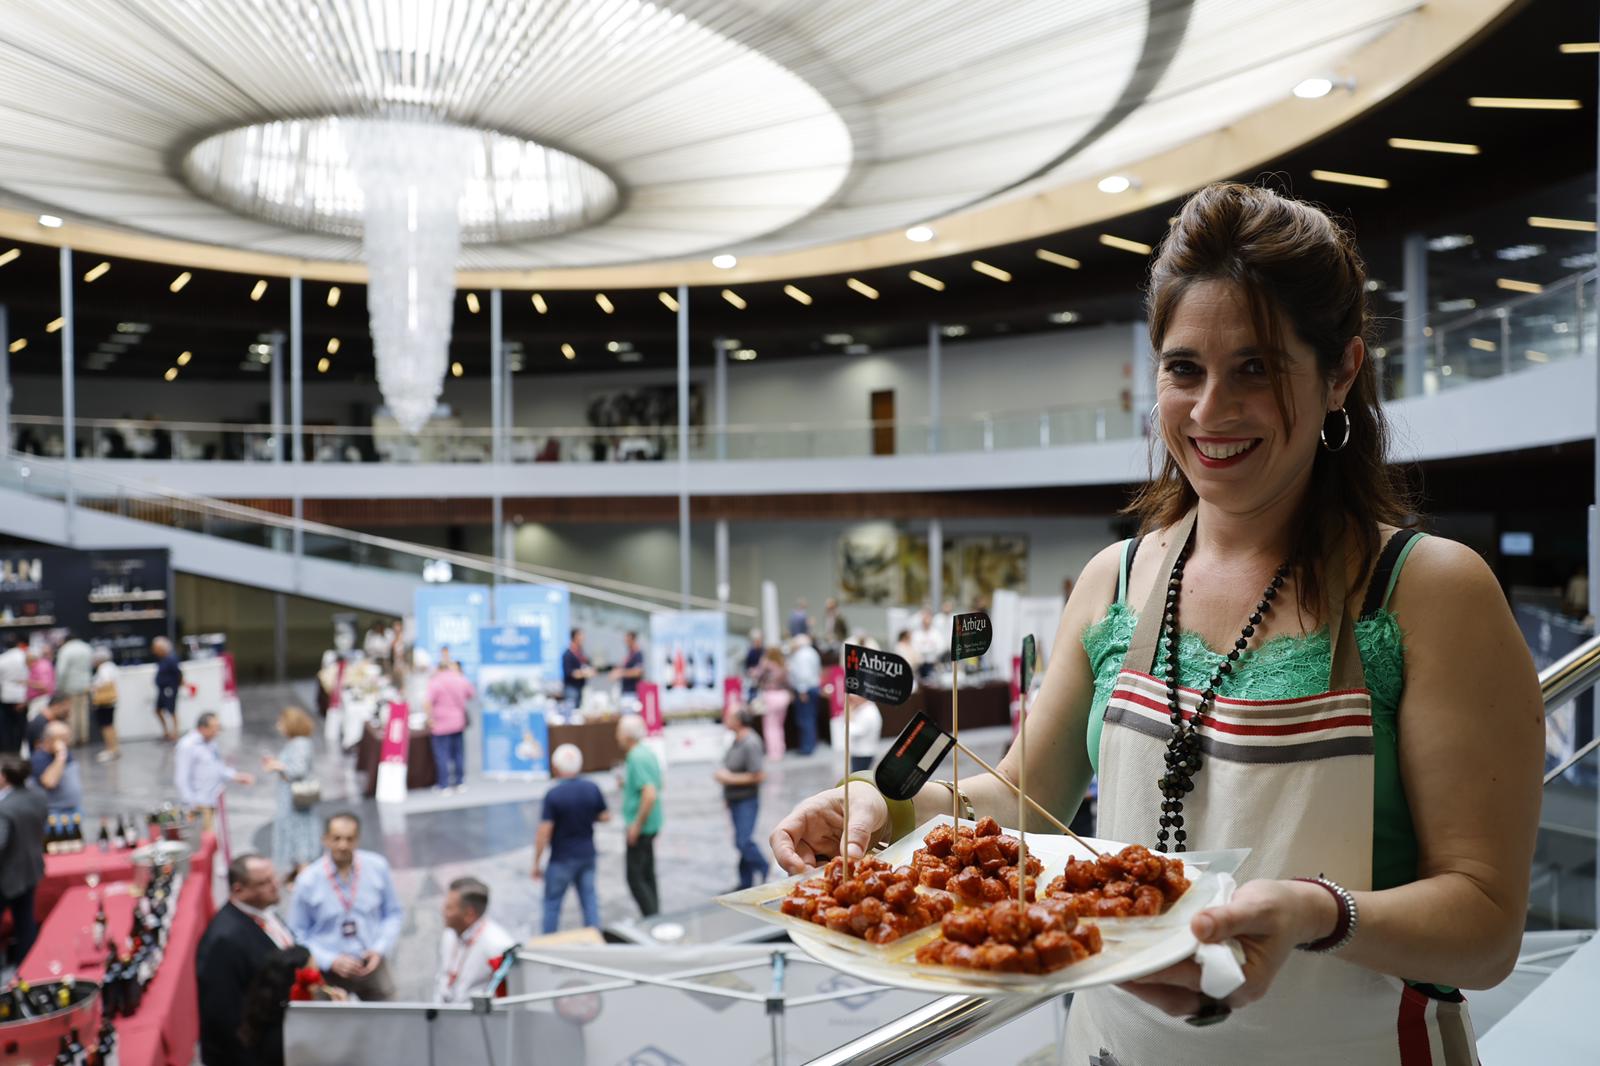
[76,683,1015,1000]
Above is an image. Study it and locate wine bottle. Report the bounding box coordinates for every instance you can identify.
[93,900,107,949]
[67,1027,85,1064]
[13,979,38,1019]
[101,954,120,1019]
[97,818,110,853]
[96,1015,118,1066]
[109,816,124,850]
[56,974,75,1010]
[53,1035,72,1066]
[44,814,59,855]
[70,813,85,853]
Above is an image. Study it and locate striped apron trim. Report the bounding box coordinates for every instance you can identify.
[1399,986,1479,1066]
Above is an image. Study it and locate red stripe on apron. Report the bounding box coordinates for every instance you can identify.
[1398,985,1433,1065]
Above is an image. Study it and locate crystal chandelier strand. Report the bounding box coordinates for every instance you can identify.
[345,119,477,435]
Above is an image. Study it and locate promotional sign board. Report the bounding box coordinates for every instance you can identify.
[843,644,914,706]
[495,584,570,677]
[648,611,727,712]
[414,585,491,676]
[638,682,664,735]
[0,546,174,663]
[874,710,954,801]
[477,624,550,778]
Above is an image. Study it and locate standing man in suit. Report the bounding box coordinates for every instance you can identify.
[196,853,296,1066]
[0,754,48,966]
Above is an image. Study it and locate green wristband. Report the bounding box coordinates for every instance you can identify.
[840,772,918,846]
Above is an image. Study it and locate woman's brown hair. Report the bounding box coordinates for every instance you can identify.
[1128,181,1415,615]
[279,706,314,738]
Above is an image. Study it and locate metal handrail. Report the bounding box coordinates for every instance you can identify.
[2,455,757,617]
[817,630,1600,1064]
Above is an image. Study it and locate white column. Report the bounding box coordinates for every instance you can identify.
[677,284,691,607]
[491,289,505,575]
[59,248,75,541]
[269,331,285,463]
[0,303,9,457]
[715,519,730,604]
[289,276,304,563]
[927,322,941,453]
[1402,233,1428,398]
[714,336,728,461]
[928,518,943,608]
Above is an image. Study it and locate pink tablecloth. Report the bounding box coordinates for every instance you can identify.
[19,833,216,1066]
[35,846,139,920]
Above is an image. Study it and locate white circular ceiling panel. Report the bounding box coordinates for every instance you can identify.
[0,0,1421,269]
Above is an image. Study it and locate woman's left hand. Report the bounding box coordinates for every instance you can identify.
[1120,879,1335,1016]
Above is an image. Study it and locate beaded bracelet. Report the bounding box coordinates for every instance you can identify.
[1293,875,1358,954]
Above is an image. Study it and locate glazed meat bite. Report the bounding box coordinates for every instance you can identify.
[916,900,1104,974]
[779,854,947,944]
[1043,845,1189,917]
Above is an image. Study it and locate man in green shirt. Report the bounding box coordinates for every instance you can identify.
[615,714,663,917]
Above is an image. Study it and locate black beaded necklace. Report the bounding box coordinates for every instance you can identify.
[1155,534,1290,853]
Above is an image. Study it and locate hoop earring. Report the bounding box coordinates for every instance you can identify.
[1320,408,1351,452]
[1148,403,1161,431]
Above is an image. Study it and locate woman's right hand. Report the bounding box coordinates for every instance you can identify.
[769,782,889,874]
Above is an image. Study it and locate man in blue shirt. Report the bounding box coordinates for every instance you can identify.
[560,629,595,709]
[533,743,609,933]
[612,630,645,698]
[288,812,404,1000]
[28,722,81,817]
[151,636,181,741]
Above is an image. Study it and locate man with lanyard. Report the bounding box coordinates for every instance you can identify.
[561,628,595,709]
[433,876,517,1004]
[197,854,299,1065]
[288,812,404,1000]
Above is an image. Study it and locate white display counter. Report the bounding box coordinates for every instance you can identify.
[111,657,241,741]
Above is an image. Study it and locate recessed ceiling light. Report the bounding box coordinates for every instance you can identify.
[712,254,737,269]
[721,289,747,310]
[249,342,270,356]
[617,351,644,363]
[531,292,548,314]
[1559,42,1600,54]
[1525,349,1550,363]
[606,341,622,353]
[1528,216,1597,232]
[595,293,614,314]
[1096,175,1133,194]
[176,350,192,366]
[1437,298,1476,313]
[37,215,62,228]
[450,361,464,377]
[941,324,968,338]
[1496,244,1544,262]
[905,225,934,243]
[846,277,879,299]
[1099,234,1152,255]
[1440,365,1453,377]
[1426,234,1474,252]
[908,270,945,291]
[1035,249,1080,269]
[822,333,853,345]
[464,292,480,314]
[783,284,812,305]
[561,343,576,360]
[326,338,340,355]
[1497,278,1543,294]
[1049,311,1081,325]
[317,357,330,373]
[45,317,63,333]
[1373,347,1387,359]
[250,279,268,301]
[82,261,110,283]
[732,348,758,361]
[7,338,26,354]
[1387,137,1479,155]
[1469,97,1581,110]
[169,271,192,293]
[163,367,178,381]
[658,291,679,312]
[1562,252,1598,269]
[1293,77,1333,99]
[1468,337,1497,352]
[0,249,17,269]
[1310,169,1389,189]
[971,260,1011,282]
[326,285,341,308]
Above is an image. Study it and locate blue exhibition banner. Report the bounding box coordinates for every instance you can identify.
[413,584,492,676]
[476,624,550,778]
[495,584,570,672]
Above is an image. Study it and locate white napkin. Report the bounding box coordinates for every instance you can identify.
[1193,873,1247,999]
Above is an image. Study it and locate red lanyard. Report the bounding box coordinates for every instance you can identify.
[445,924,482,988]
[252,913,292,948]
[326,858,360,913]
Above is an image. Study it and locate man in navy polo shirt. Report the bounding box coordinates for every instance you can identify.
[533,743,609,933]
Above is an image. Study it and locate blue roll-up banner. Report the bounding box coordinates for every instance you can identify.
[495,584,570,673]
[413,585,492,677]
[478,624,550,778]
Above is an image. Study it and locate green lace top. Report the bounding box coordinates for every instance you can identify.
[1083,600,1419,892]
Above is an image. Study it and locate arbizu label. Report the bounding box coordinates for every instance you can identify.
[950,611,992,660]
[843,643,914,705]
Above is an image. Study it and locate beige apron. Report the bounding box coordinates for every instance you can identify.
[1067,512,1479,1065]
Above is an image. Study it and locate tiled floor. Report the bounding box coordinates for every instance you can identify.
[75,682,1016,1001]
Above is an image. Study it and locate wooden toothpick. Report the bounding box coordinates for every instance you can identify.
[1017,683,1028,904]
[842,693,852,880]
[951,657,961,827]
[951,739,1103,858]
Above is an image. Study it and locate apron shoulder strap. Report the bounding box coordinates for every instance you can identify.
[1125,510,1197,674]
